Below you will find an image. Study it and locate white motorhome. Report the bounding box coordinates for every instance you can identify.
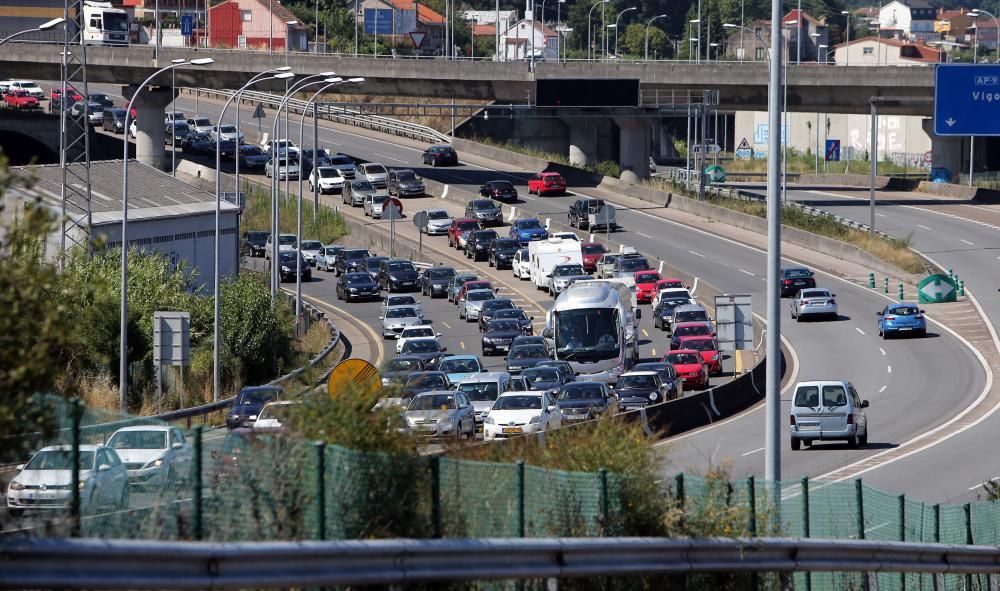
[528,237,583,291]
[82,1,130,45]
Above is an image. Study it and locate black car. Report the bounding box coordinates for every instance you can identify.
[520,366,567,393]
[556,382,616,421]
[465,229,499,262]
[479,180,518,203]
[216,138,239,160]
[481,319,524,356]
[179,131,215,154]
[422,144,458,166]
[336,272,380,302]
[533,360,576,384]
[238,145,271,170]
[334,248,373,276]
[398,341,448,371]
[477,298,517,331]
[780,267,816,297]
[631,362,682,400]
[400,371,451,398]
[464,199,503,227]
[653,297,692,332]
[278,251,311,282]
[386,168,425,198]
[225,385,283,429]
[505,344,549,374]
[568,198,613,230]
[375,259,420,292]
[243,231,269,257]
[365,256,391,275]
[511,334,548,353]
[381,356,426,386]
[613,372,668,410]
[488,238,521,269]
[87,92,115,108]
[419,266,456,298]
[493,308,533,335]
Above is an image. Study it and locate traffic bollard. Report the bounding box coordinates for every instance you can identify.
[960,280,966,297]
[868,273,875,289]
[898,283,904,301]
[948,268,954,281]
[884,277,889,294]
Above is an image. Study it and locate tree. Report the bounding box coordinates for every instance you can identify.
[621,22,667,59]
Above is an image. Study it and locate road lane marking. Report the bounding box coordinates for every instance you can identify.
[917,224,932,230]
[689,250,706,258]
[742,447,765,456]
[879,347,886,356]
[651,348,657,356]
[373,152,408,164]
[460,341,466,350]
[856,327,865,335]
[875,213,887,218]
[887,365,892,373]
[969,477,1000,491]
[642,328,649,337]
[961,239,974,246]
[735,350,743,374]
[636,232,654,239]
[878,386,887,393]
[739,269,755,276]
[442,321,452,329]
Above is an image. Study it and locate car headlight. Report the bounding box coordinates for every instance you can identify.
[79,479,88,490]
[249,414,258,421]
[143,458,164,470]
[9,481,24,491]
[382,377,391,385]
[529,415,542,424]
[349,288,358,293]
[281,266,290,272]
[484,416,495,424]
[711,354,720,361]
[649,392,659,401]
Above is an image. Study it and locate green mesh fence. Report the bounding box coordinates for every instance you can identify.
[6,401,1000,591]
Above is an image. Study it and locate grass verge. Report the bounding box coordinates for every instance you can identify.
[241,183,350,244]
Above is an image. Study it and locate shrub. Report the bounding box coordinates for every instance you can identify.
[593,160,622,178]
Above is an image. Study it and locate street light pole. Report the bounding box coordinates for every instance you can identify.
[841,10,850,67]
[689,19,701,63]
[587,0,607,61]
[613,7,636,58]
[645,14,667,61]
[764,0,783,485]
[120,58,213,412]
[0,17,65,45]
[557,0,565,61]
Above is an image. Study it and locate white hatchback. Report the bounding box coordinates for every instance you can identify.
[397,325,441,354]
[483,391,562,440]
[6,444,130,517]
[106,425,192,488]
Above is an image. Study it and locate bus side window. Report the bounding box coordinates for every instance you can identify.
[90,17,102,30]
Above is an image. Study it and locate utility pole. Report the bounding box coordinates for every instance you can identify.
[764,0,783,485]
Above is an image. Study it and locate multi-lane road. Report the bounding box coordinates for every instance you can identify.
[73,82,993,501]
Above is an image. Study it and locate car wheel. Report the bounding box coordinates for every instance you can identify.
[917,329,926,338]
[849,433,860,448]
[790,438,801,451]
[8,508,23,518]
[795,312,802,323]
[459,309,465,319]
[859,432,868,446]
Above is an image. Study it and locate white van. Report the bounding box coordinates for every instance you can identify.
[789,380,869,450]
[528,238,583,291]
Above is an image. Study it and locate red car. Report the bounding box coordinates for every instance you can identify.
[4,90,39,110]
[527,172,567,196]
[677,335,722,376]
[581,242,608,273]
[654,278,685,292]
[456,280,495,306]
[663,349,709,390]
[634,271,662,304]
[448,218,481,250]
[51,88,82,102]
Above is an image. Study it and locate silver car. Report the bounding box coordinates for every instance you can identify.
[265,157,300,180]
[459,289,497,322]
[315,245,342,272]
[421,209,453,235]
[364,193,392,218]
[357,162,389,188]
[295,240,324,266]
[790,288,838,321]
[549,263,588,295]
[789,380,869,449]
[343,179,379,207]
[381,305,425,339]
[6,444,129,517]
[399,391,476,440]
[382,294,422,317]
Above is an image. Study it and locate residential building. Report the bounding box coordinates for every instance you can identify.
[357,0,446,52]
[207,0,307,50]
[879,0,937,41]
[967,18,1000,51]
[833,35,943,65]
[935,8,975,38]
[499,19,557,60]
[464,9,517,32]
[724,10,827,62]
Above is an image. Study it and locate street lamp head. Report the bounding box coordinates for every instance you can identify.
[39,17,66,30]
[723,23,737,28]
[607,24,616,28]
[171,58,186,64]
[810,32,821,37]
[324,77,343,83]
[274,72,296,79]
[276,66,293,71]
[841,10,849,15]
[690,19,701,23]
[190,58,215,65]
[689,37,699,41]
[320,71,337,76]
[347,77,366,83]
[286,20,299,25]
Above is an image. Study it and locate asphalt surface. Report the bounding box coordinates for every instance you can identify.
[41,83,990,500]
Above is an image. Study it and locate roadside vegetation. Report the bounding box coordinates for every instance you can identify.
[675,143,926,176]
[468,135,623,179]
[241,184,349,243]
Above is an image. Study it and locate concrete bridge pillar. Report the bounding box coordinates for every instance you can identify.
[565,121,598,168]
[122,85,177,170]
[614,117,651,183]
[921,118,963,182]
[655,119,679,160]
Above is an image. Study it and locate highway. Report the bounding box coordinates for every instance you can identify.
[70,83,990,499]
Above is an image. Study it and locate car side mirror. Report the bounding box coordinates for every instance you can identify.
[920,309,926,314]
[441,346,448,352]
[98,464,111,472]
[172,442,183,450]
[15,464,24,471]
[542,328,553,339]
[876,312,882,316]
[861,400,870,408]
[530,316,535,321]
[831,294,837,298]
[436,332,442,337]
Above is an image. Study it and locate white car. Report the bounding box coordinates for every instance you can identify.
[420,209,453,235]
[6,444,130,517]
[106,425,192,488]
[309,166,348,194]
[512,249,531,280]
[253,401,297,430]
[164,111,187,124]
[261,138,298,158]
[211,124,244,143]
[294,240,324,266]
[186,116,215,133]
[264,233,298,260]
[357,162,389,188]
[396,325,441,354]
[8,79,44,98]
[550,231,580,241]
[483,391,562,441]
[652,287,695,310]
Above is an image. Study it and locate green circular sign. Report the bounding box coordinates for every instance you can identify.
[705,165,727,183]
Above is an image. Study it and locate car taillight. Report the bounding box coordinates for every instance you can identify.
[790,415,796,426]
[782,279,793,285]
[846,414,854,425]
[884,315,896,321]
[827,300,836,305]
[799,300,807,306]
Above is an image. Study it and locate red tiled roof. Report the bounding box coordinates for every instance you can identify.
[833,35,944,62]
[783,9,823,26]
[385,0,445,24]
[472,23,496,36]
[249,0,302,26]
[937,9,967,20]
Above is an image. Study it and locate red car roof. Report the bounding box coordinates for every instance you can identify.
[663,349,705,365]
[453,218,478,224]
[678,335,717,346]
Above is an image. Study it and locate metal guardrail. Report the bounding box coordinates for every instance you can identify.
[4,536,1000,589]
[187,88,451,145]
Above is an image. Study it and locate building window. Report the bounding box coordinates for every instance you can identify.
[241,10,252,22]
[754,27,762,36]
[863,46,873,55]
[755,47,765,60]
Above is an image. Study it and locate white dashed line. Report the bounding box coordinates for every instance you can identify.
[961,239,975,246]
[856,327,865,335]
[879,347,886,356]
[636,232,654,239]
[875,213,887,218]
[373,152,408,164]
[742,447,765,456]
[878,386,887,393]
[739,269,755,276]
[917,224,932,230]
[689,250,706,258]
[887,365,892,373]
[442,322,452,329]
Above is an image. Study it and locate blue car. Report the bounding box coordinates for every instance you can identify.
[437,355,485,384]
[225,385,283,429]
[509,218,549,245]
[877,302,926,339]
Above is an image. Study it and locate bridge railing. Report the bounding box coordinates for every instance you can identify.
[185,88,452,145]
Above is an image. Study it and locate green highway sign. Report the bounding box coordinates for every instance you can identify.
[917,273,957,304]
[705,165,726,183]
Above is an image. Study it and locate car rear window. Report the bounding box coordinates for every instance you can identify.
[794,384,848,407]
[636,273,659,283]
[889,306,919,316]
[785,269,812,278]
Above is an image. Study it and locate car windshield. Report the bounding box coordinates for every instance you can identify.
[889,306,919,316]
[300,241,323,250]
[352,181,374,191]
[489,320,521,332]
[402,340,441,353]
[682,339,717,351]
[104,12,129,31]
[258,404,293,422]
[582,244,607,255]
[793,384,848,407]
[675,325,711,337]
[429,268,455,279]
[238,389,277,405]
[408,394,456,411]
[457,221,479,231]
[473,200,496,209]
[344,250,370,260]
[329,155,353,165]
[509,345,546,360]
[278,235,297,246]
[241,145,264,155]
[618,258,650,272]
[616,374,658,389]
[559,384,605,400]
[458,382,499,401]
[385,307,418,319]
[406,373,447,388]
[371,195,389,204]
[279,252,304,264]
[553,265,585,277]
[495,239,519,249]
[493,181,514,190]
[219,125,237,133]
[193,118,211,126]
[401,327,434,338]
[394,171,417,181]
[439,358,480,373]
[26,449,96,470]
[467,291,495,302]
[344,274,373,284]
[667,352,701,365]
[785,269,812,278]
[427,211,449,220]
[108,430,167,450]
[474,231,498,241]
[659,299,688,312]
[247,232,268,241]
[365,164,388,175]
[494,395,542,410]
[634,363,676,378]
[675,310,708,322]
[483,300,513,311]
[386,358,421,371]
[554,308,621,360]
[386,261,415,272]
[522,368,560,383]
[495,309,527,321]
[454,275,477,286]
[388,295,417,306]
[636,273,659,283]
[518,220,543,230]
[318,168,337,178]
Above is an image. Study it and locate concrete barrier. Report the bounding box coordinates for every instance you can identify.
[797,173,892,188]
[915,181,978,200]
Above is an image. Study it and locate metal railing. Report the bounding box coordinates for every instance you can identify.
[186,88,451,145]
[4,536,999,589]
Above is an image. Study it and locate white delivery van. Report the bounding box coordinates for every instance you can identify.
[528,238,583,291]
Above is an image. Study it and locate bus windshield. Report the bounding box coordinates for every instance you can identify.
[554,308,621,362]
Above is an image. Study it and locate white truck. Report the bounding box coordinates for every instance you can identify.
[528,238,583,292]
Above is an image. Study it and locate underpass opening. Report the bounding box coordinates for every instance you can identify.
[0,130,58,166]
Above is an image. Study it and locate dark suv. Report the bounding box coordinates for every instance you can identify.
[780,267,816,297]
[419,266,456,297]
[376,259,420,292]
[568,198,614,229]
[386,168,425,198]
[334,248,373,276]
[422,145,458,166]
[465,229,499,261]
[479,180,518,203]
[488,237,521,269]
[243,231,269,257]
[464,199,503,227]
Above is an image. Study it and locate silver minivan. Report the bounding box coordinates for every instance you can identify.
[789,380,869,450]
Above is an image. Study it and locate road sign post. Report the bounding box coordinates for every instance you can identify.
[917,273,958,304]
[413,210,428,253]
[153,311,190,411]
[252,103,266,134]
